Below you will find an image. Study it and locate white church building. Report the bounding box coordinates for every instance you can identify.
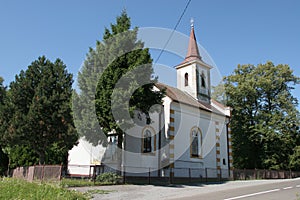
[68,24,233,179]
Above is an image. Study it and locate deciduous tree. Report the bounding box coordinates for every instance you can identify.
[222,62,300,169]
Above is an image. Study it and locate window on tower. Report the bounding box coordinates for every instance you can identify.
[201,73,206,88]
[184,73,189,86]
[196,69,200,91]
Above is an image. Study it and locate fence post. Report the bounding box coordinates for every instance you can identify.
[89,166,92,179]
[41,165,45,182]
[170,168,173,184]
[123,171,126,184]
[59,164,62,181]
[205,168,208,183]
[92,166,96,184]
[148,168,151,185]
[92,166,96,185]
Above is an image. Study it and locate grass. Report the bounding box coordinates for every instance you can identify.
[0,177,114,200]
[0,177,87,200]
[60,178,97,187]
[61,174,122,187]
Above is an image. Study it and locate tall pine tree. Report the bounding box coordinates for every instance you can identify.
[95,11,164,148]
[0,77,9,174]
[6,56,78,165]
[74,11,164,148]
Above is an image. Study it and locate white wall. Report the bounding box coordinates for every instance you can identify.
[68,94,230,178]
[170,102,229,178]
[171,103,214,168]
[123,110,163,174]
[68,138,106,176]
[177,63,197,99]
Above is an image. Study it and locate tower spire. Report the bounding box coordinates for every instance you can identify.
[176,20,212,103]
[182,19,202,63]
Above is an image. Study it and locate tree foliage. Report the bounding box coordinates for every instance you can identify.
[222,62,300,169]
[289,146,300,171]
[0,77,5,104]
[1,56,78,165]
[95,11,164,148]
[0,77,9,174]
[75,11,164,147]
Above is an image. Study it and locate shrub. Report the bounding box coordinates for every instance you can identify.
[95,172,121,184]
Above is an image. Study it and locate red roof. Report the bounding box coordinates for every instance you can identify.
[181,25,202,65]
[156,83,227,116]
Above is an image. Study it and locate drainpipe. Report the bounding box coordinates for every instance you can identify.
[226,118,231,178]
[226,107,233,179]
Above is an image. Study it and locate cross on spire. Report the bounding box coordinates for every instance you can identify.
[190,18,194,27]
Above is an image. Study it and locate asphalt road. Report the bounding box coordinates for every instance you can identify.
[74,178,300,200]
[173,178,300,200]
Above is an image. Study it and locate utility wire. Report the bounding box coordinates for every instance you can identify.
[154,0,192,64]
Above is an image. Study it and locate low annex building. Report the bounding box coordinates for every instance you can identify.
[68,23,232,179]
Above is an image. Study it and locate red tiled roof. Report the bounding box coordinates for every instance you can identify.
[156,83,226,116]
[211,99,226,110]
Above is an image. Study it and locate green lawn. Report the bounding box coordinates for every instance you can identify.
[0,178,88,200]
[60,178,97,187]
[60,173,122,187]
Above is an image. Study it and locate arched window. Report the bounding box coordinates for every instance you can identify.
[143,130,152,153]
[142,127,156,154]
[184,73,189,86]
[190,127,202,158]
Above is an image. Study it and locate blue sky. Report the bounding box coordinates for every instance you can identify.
[0,0,299,105]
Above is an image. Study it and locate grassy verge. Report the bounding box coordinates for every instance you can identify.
[61,178,97,187]
[61,173,122,187]
[60,178,120,187]
[0,178,109,200]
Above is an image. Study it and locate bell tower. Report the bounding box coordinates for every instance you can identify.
[176,19,212,103]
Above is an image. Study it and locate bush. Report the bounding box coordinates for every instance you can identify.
[95,172,121,184]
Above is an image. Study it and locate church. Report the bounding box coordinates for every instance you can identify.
[68,23,232,179]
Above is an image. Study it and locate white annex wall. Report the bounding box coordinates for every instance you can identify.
[68,138,106,176]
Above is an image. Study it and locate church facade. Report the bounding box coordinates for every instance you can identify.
[68,24,232,179]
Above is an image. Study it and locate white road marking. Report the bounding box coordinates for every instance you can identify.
[296,185,300,188]
[283,186,293,190]
[224,189,280,200]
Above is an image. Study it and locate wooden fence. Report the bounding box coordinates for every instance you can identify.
[12,165,62,181]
